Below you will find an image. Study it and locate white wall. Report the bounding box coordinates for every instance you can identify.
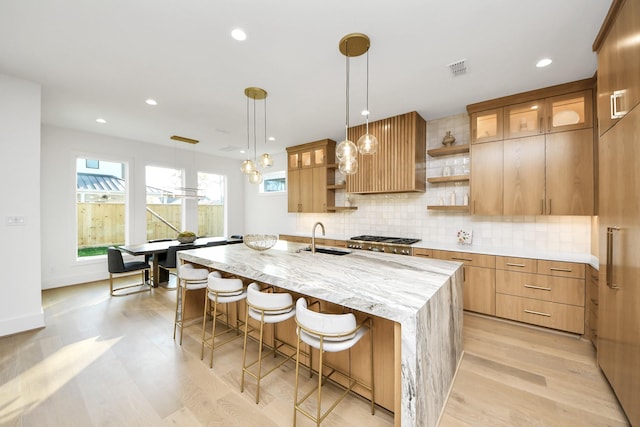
[243,152,296,235]
[0,74,44,336]
[40,125,246,289]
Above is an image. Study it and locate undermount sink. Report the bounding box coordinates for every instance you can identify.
[300,247,352,256]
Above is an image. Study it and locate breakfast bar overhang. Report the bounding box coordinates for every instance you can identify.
[179,240,463,427]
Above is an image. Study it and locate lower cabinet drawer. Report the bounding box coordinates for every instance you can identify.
[496,294,585,334]
[496,270,585,306]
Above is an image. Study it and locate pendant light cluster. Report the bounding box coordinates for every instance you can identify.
[240,87,272,184]
[336,33,377,176]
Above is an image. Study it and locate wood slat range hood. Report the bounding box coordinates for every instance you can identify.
[346,111,426,194]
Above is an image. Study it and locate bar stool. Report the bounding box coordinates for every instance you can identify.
[241,283,296,403]
[293,298,374,426]
[200,273,247,368]
[174,264,217,345]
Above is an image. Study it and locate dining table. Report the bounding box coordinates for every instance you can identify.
[118,236,240,287]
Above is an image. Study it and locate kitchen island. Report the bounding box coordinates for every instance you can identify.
[179,240,463,427]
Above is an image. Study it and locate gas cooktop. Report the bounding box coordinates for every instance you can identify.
[349,235,421,245]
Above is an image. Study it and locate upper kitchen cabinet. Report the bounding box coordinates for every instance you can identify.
[287,139,336,213]
[468,79,596,216]
[346,111,426,194]
[470,108,503,144]
[504,91,593,139]
[593,0,640,136]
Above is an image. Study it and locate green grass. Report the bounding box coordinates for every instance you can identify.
[78,246,111,257]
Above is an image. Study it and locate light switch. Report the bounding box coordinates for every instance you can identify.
[6,216,26,226]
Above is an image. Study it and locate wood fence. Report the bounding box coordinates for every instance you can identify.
[77,203,224,248]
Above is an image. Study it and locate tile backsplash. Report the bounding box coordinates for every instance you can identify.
[295,113,592,255]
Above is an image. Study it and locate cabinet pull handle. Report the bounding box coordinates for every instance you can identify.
[606,226,621,289]
[524,284,552,291]
[550,267,571,272]
[473,200,476,214]
[524,309,551,317]
[591,298,598,306]
[506,262,526,267]
[541,199,544,215]
[547,199,552,214]
[610,90,627,119]
[452,257,473,262]
[539,117,543,133]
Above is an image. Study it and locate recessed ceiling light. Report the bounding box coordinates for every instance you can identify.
[145,98,157,106]
[240,149,246,154]
[536,58,552,68]
[361,110,370,116]
[268,137,276,141]
[231,28,247,41]
[96,118,106,124]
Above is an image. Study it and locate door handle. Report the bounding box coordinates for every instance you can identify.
[606,226,621,289]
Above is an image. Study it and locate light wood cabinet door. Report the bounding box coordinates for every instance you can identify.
[471,108,503,143]
[503,135,546,215]
[545,128,594,215]
[287,169,301,212]
[471,140,503,215]
[597,102,640,426]
[504,101,544,139]
[463,265,496,315]
[299,168,314,212]
[545,91,593,133]
[311,167,328,212]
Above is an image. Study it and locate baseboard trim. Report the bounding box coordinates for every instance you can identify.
[0,309,45,337]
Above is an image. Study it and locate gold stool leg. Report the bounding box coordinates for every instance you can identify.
[255,314,265,404]
[209,297,219,368]
[240,304,250,394]
[293,333,302,426]
[200,292,210,360]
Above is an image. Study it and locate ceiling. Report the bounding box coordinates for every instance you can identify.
[0,0,612,161]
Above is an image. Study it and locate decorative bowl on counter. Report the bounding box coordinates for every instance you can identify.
[243,234,278,251]
[177,231,197,244]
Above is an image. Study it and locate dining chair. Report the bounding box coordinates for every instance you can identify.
[107,247,151,296]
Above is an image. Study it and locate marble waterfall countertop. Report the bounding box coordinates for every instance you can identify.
[179,240,463,427]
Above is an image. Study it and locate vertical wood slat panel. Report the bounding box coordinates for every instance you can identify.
[346,111,425,194]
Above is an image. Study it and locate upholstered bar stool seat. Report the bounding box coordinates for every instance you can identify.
[200,274,247,368]
[293,298,374,426]
[173,264,214,345]
[241,282,296,403]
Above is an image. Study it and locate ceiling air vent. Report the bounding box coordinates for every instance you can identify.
[448,59,467,76]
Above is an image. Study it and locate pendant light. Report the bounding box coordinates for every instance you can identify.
[337,33,374,175]
[356,48,378,155]
[258,96,273,168]
[240,90,256,175]
[242,87,268,182]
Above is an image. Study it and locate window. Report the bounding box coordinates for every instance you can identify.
[197,172,226,237]
[145,165,184,241]
[260,170,286,193]
[76,158,126,258]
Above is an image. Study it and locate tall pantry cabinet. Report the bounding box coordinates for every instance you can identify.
[594,0,640,425]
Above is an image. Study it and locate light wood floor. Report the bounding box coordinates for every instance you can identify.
[0,278,629,426]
